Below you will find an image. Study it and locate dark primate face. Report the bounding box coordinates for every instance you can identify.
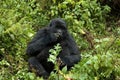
[49,18,68,39]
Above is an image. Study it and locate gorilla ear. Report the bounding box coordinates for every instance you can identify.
[48,22,52,27]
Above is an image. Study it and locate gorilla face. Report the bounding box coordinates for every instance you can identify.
[49,18,68,39]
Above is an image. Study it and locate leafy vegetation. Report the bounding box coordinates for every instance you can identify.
[0,0,120,80]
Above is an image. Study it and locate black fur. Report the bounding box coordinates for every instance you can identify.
[26,18,81,78]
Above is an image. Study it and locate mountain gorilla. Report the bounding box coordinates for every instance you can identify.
[26,18,81,79]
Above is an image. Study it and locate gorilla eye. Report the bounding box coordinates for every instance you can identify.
[57,26,66,30]
[49,23,52,27]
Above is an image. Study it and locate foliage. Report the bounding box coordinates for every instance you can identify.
[42,0,111,50]
[0,0,40,80]
[48,43,62,63]
[48,43,73,80]
[47,0,110,33]
[71,49,120,80]
[99,0,120,13]
[0,0,120,80]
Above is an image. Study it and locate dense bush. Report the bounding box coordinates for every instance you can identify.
[0,0,120,80]
[99,0,120,14]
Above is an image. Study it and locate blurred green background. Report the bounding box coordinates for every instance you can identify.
[0,0,120,80]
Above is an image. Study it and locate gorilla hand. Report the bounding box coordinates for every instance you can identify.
[50,32,59,42]
[57,57,65,66]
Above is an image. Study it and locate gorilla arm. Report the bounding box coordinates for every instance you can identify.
[59,35,81,66]
[60,54,80,66]
[26,28,58,56]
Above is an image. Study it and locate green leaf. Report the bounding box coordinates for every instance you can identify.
[0,24,4,34]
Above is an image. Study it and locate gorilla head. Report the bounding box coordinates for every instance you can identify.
[48,18,68,39]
